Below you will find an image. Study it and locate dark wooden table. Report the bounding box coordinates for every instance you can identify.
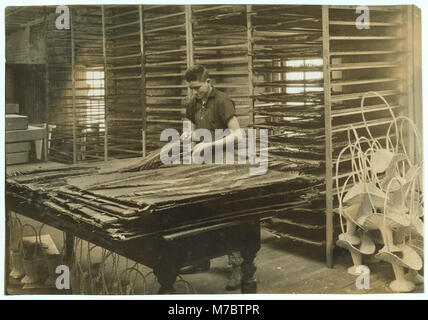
[5,159,314,294]
[6,184,260,294]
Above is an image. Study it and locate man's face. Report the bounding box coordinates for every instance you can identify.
[188,80,211,100]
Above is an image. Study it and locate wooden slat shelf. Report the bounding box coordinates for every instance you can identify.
[145,48,186,56]
[106,94,141,98]
[144,11,185,23]
[329,21,401,26]
[106,42,140,50]
[195,57,248,64]
[330,50,402,56]
[331,77,400,86]
[146,108,184,113]
[254,66,323,73]
[144,23,185,34]
[108,118,143,122]
[331,104,400,117]
[142,5,165,12]
[195,43,247,51]
[145,73,184,78]
[108,31,140,40]
[330,61,401,71]
[108,137,143,143]
[211,70,249,76]
[107,75,142,80]
[107,147,142,154]
[109,9,139,19]
[145,60,186,67]
[193,5,234,13]
[106,20,139,30]
[330,36,400,40]
[214,84,249,88]
[145,96,184,100]
[146,84,186,89]
[328,5,403,12]
[146,119,183,124]
[108,53,141,60]
[332,117,393,133]
[107,64,141,70]
[331,89,400,102]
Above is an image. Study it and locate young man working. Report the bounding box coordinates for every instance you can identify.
[180,65,244,291]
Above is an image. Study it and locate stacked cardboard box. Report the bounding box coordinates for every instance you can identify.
[5,104,31,165]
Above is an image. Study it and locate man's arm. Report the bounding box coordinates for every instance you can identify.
[192,116,244,156]
[212,116,244,146]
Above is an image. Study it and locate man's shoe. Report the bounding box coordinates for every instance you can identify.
[225,264,242,291]
[179,260,211,274]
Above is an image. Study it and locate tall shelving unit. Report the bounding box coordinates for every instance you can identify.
[45,6,74,163]
[322,5,416,265]
[192,5,250,127]
[46,6,105,163]
[73,6,105,162]
[142,5,188,153]
[102,5,144,159]
[251,5,328,248]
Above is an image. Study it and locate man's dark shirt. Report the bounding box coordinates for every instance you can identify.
[185,87,236,138]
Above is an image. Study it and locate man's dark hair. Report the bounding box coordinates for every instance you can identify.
[184,65,209,82]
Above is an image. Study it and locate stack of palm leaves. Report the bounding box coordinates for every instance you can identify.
[118,140,195,172]
[336,92,424,293]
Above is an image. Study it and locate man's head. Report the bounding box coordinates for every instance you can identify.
[184,65,211,101]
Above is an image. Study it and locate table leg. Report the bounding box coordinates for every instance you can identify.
[64,233,75,266]
[240,246,258,294]
[153,264,179,294]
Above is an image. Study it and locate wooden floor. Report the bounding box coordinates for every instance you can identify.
[173,228,424,295]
